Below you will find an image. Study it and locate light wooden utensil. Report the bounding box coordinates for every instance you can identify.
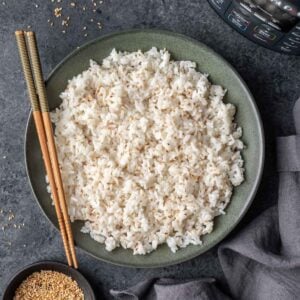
[15,30,78,268]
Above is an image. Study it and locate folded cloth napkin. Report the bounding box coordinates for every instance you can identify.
[111,99,300,300]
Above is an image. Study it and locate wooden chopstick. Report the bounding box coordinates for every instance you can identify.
[24,31,78,268]
[25,31,78,269]
[15,30,72,266]
[15,30,78,268]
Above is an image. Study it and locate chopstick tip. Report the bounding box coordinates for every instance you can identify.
[26,31,35,36]
[15,30,24,36]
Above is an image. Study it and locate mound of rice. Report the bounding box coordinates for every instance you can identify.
[50,48,244,254]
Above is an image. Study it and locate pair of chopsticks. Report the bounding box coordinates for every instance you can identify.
[15,31,78,268]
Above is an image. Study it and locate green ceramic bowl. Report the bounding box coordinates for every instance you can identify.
[25,29,264,268]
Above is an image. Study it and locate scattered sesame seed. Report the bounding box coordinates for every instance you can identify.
[8,213,15,221]
[54,7,62,17]
[2,1,6,5]
[48,0,106,33]
[62,19,69,26]
[84,33,88,37]
[23,244,26,247]
[35,4,39,8]
[27,25,31,29]
[3,156,6,159]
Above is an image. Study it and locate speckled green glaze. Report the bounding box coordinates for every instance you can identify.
[25,29,264,268]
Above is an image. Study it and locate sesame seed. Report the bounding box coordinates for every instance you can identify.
[54,7,62,17]
[8,213,14,221]
[62,19,69,26]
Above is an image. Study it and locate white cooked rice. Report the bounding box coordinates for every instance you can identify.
[50,48,244,255]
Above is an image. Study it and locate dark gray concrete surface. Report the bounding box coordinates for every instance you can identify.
[0,0,299,298]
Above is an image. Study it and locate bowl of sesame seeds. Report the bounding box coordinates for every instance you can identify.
[3,261,96,300]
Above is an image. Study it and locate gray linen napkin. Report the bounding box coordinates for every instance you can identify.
[111,99,300,300]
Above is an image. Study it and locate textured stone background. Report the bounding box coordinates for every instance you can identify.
[0,0,299,298]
